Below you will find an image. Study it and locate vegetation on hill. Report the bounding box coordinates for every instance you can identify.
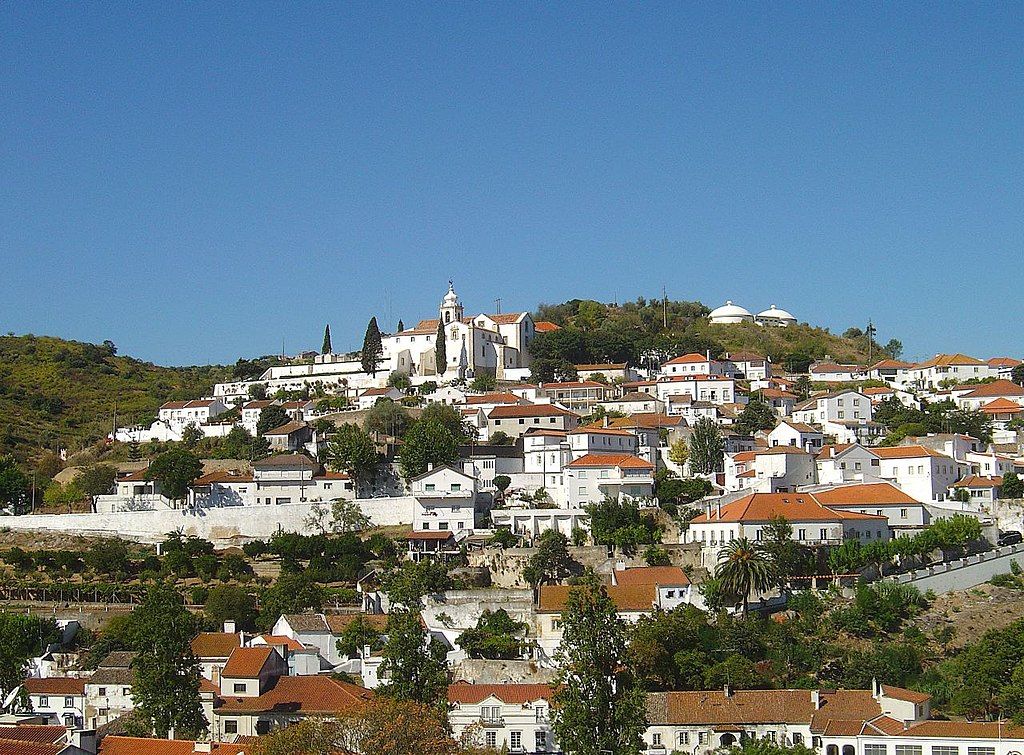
[532,297,899,373]
[0,334,232,461]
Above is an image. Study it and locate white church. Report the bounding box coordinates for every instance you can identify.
[384,282,537,380]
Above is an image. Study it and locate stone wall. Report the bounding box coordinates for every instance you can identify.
[885,542,1024,595]
[0,497,416,545]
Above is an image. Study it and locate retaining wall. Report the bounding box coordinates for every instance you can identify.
[885,542,1024,594]
[0,497,416,545]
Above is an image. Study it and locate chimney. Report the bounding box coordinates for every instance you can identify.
[716,500,722,519]
[223,620,236,634]
[872,677,881,698]
[603,415,609,428]
[811,690,821,709]
[193,744,212,754]
[723,684,732,698]
[615,559,626,572]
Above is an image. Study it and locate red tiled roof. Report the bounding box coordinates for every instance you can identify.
[221,646,276,679]
[575,363,627,371]
[23,677,86,696]
[951,474,1003,489]
[869,445,950,459]
[465,392,524,405]
[813,482,919,506]
[488,404,577,419]
[980,397,1024,413]
[99,737,247,754]
[614,566,689,587]
[916,353,985,368]
[0,726,68,744]
[215,675,373,715]
[448,681,553,705]
[959,380,1024,398]
[664,353,710,365]
[193,470,254,485]
[565,453,654,470]
[0,743,63,755]
[533,321,560,332]
[692,493,887,525]
[540,380,606,389]
[407,530,456,541]
[537,584,657,613]
[989,357,1023,368]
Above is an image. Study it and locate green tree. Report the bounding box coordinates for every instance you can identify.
[248,382,268,400]
[204,585,258,632]
[523,530,577,586]
[321,324,332,354]
[884,339,904,360]
[551,573,647,755]
[667,438,689,467]
[361,317,384,377]
[180,423,203,449]
[76,463,117,496]
[469,375,496,394]
[735,398,777,435]
[419,402,474,443]
[397,319,405,333]
[793,375,812,400]
[378,609,449,706]
[0,614,60,694]
[330,498,372,533]
[258,573,326,628]
[759,516,813,582]
[688,417,724,475]
[434,320,447,376]
[399,420,459,480]
[715,538,778,617]
[128,584,205,738]
[0,455,29,513]
[336,615,383,658]
[492,475,512,496]
[530,358,578,384]
[1013,364,1024,387]
[381,561,453,608]
[215,426,267,460]
[586,497,660,554]
[327,423,379,491]
[1003,472,1024,499]
[43,480,84,511]
[387,371,412,390]
[364,399,411,438]
[256,404,290,436]
[85,538,130,575]
[457,609,528,660]
[145,448,203,502]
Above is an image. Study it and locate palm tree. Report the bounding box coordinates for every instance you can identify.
[715,538,778,617]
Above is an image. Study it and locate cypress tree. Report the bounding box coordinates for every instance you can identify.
[321,324,332,354]
[397,319,405,333]
[434,319,447,376]
[361,317,383,377]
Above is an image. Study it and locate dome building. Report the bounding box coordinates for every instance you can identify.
[708,301,754,325]
[755,305,797,328]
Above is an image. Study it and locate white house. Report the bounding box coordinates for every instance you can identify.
[707,301,754,325]
[949,474,1004,506]
[868,359,916,388]
[447,682,556,753]
[158,398,229,434]
[486,404,579,440]
[953,379,1024,411]
[792,390,873,427]
[600,391,665,415]
[24,677,86,728]
[725,447,817,494]
[563,453,655,507]
[357,386,404,410]
[909,353,995,390]
[724,352,772,381]
[870,445,967,503]
[810,481,930,535]
[815,444,882,485]
[84,652,136,730]
[808,363,868,383]
[536,380,607,413]
[409,465,478,533]
[661,353,727,377]
[767,421,824,454]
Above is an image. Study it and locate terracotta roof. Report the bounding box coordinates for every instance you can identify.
[99,737,247,754]
[361,387,395,396]
[611,391,661,403]
[861,386,895,395]
[87,667,134,685]
[242,400,275,409]
[881,684,931,704]
[215,675,373,715]
[193,470,253,485]
[537,584,656,613]
[522,428,569,438]
[250,453,317,469]
[23,677,86,696]
[916,353,985,367]
[664,353,710,365]
[951,474,1003,489]
[575,363,627,371]
[812,482,919,506]
[898,720,1024,738]
[487,312,528,325]
[777,420,819,434]
[815,443,855,460]
[190,632,243,658]
[407,530,456,541]
[980,397,1024,413]
[604,413,685,430]
[572,426,636,437]
[758,388,797,400]
[465,392,525,405]
[488,404,577,419]
[726,352,766,362]
[871,359,915,370]
[989,357,1023,368]
[565,453,654,470]
[540,380,607,390]
[281,614,330,632]
[810,363,862,374]
[448,681,553,705]
[869,445,951,459]
[959,379,1024,398]
[263,419,309,436]
[691,493,887,525]
[221,646,276,679]
[758,445,814,456]
[614,566,689,587]
[252,634,305,652]
[0,743,63,755]
[160,399,219,410]
[533,321,560,332]
[0,726,68,744]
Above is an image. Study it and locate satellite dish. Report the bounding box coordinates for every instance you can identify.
[2,685,22,711]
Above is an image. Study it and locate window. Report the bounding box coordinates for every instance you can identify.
[652,733,662,746]
[39,695,48,707]
[425,483,436,491]
[967,749,995,755]
[895,747,922,755]
[864,746,887,755]
[451,483,461,491]
[578,487,587,495]
[98,687,106,697]
[510,731,522,751]
[233,683,246,693]
[698,732,709,744]
[901,508,908,518]
[931,748,958,755]
[485,732,497,748]
[64,696,74,708]
[678,732,689,745]
[224,720,238,734]
[535,731,547,750]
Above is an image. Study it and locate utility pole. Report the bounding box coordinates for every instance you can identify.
[662,285,668,329]
[867,319,875,363]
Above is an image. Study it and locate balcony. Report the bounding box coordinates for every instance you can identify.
[479,715,505,727]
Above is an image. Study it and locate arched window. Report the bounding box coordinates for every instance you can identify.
[445,312,451,323]
[842,746,855,755]
[826,746,838,755]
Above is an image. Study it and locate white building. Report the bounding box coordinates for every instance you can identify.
[754,304,796,327]
[707,301,754,325]
[661,353,727,377]
[447,682,556,753]
[871,445,967,503]
[487,404,579,440]
[725,447,817,494]
[909,353,995,390]
[563,453,655,508]
[158,398,229,434]
[409,465,478,533]
[815,444,882,485]
[767,421,824,454]
[24,678,86,728]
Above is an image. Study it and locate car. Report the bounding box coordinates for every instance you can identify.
[997,531,1023,546]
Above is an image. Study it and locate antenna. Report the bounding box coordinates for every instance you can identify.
[494,298,502,315]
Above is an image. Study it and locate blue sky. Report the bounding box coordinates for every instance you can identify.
[1,3,1021,365]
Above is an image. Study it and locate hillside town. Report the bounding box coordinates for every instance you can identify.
[2,285,1024,755]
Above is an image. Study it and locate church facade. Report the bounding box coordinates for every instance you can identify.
[383,283,536,380]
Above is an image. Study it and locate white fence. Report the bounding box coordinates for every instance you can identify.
[0,496,416,545]
[884,542,1024,594]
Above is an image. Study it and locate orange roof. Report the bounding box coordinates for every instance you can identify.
[916,353,985,367]
[951,474,1003,488]
[981,397,1024,414]
[190,632,243,659]
[221,646,276,679]
[193,470,253,485]
[815,443,855,460]
[215,675,373,715]
[604,413,685,430]
[0,726,68,744]
[22,677,85,695]
[646,688,887,728]
[565,453,654,470]
[989,357,1023,368]
[871,359,915,370]
[487,312,528,325]
[488,404,577,419]
[959,379,1024,398]
[869,445,950,459]
[99,737,247,754]
[897,720,1024,739]
[665,353,710,365]
[881,684,932,704]
[252,634,305,652]
[537,584,656,613]
[758,388,797,400]
[691,493,887,525]
[465,392,524,405]
[534,321,560,332]
[861,386,895,395]
[812,482,919,506]
[614,566,689,587]
[575,363,627,371]
[448,681,553,705]
[0,743,63,755]
[541,380,607,389]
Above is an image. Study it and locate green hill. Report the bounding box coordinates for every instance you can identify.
[532,297,897,371]
[0,335,231,461]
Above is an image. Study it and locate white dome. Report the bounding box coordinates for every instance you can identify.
[442,282,459,306]
[708,300,753,320]
[756,304,796,321]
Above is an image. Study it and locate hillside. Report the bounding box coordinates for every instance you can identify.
[532,297,893,370]
[0,335,231,461]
